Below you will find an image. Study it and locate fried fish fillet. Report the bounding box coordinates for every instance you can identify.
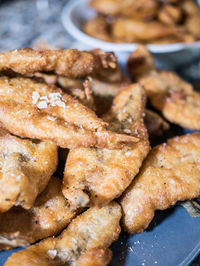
[62,84,150,209]
[140,71,200,130]
[128,46,200,129]
[89,0,158,20]
[120,133,200,234]
[181,0,200,39]
[0,76,138,149]
[84,15,113,43]
[0,48,117,78]
[5,202,121,266]
[0,177,76,250]
[0,126,57,213]
[89,76,129,115]
[57,77,95,110]
[158,4,182,26]
[127,45,156,82]
[112,18,178,43]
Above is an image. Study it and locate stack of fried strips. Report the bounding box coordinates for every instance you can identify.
[0,47,199,266]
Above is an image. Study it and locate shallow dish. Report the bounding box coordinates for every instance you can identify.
[62,0,200,68]
[1,201,200,265]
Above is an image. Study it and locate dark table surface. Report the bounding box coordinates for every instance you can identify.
[0,0,200,265]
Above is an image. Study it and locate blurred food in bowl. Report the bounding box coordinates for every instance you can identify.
[84,0,200,44]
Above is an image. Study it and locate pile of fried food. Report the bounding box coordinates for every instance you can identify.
[0,44,200,266]
[84,0,200,44]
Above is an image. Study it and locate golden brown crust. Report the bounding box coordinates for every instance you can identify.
[0,177,76,250]
[89,0,158,20]
[89,76,130,115]
[0,76,138,149]
[158,4,182,26]
[140,71,200,130]
[0,48,117,78]
[0,126,57,212]
[112,18,178,43]
[86,0,199,44]
[128,46,200,130]
[62,84,150,209]
[57,77,95,110]
[84,16,113,43]
[127,45,156,81]
[5,202,121,266]
[120,133,200,234]
[76,248,112,266]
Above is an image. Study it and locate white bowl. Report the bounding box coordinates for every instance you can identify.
[62,0,200,69]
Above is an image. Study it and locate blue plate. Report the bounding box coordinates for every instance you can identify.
[111,206,200,266]
[0,134,200,265]
[1,84,200,266]
[0,204,200,265]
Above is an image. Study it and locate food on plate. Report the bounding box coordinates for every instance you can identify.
[58,77,95,109]
[0,76,138,149]
[0,48,117,78]
[89,0,158,20]
[127,45,156,81]
[1,43,200,265]
[128,46,200,130]
[144,110,169,139]
[120,133,200,234]
[158,4,182,26]
[62,84,150,209]
[0,177,76,250]
[89,75,129,115]
[140,71,200,129]
[85,0,200,44]
[5,202,121,266]
[84,15,114,43]
[112,19,179,43]
[0,126,57,213]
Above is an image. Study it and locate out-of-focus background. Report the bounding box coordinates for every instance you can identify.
[1,0,200,87]
[0,0,75,50]
[0,0,199,265]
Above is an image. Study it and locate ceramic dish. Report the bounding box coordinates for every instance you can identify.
[1,196,200,265]
[61,0,200,69]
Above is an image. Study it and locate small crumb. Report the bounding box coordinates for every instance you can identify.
[32,91,40,104]
[124,129,131,134]
[47,249,57,259]
[37,101,48,109]
[46,116,56,121]
[125,151,132,157]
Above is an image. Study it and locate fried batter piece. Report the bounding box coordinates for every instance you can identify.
[5,202,121,266]
[158,4,182,26]
[0,177,76,250]
[141,71,200,129]
[58,77,95,110]
[120,133,200,234]
[90,0,158,20]
[112,19,178,43]
[127,45,156,82]
[62,84,150,209]
[144,110,169,139]
[84,15,113,43]
[0,48,117,78]
[128,46,200,129]
[0,77,138,149]
[0,126,57,213]
[89,76,130,115]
